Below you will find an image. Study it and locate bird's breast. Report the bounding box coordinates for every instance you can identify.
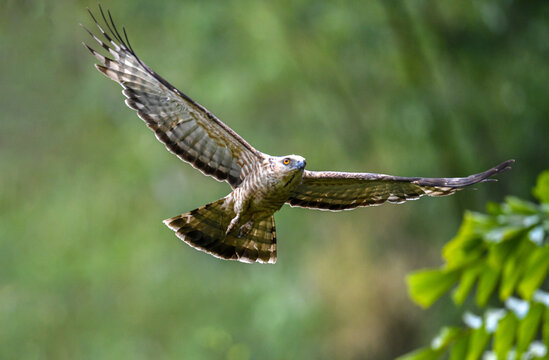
[233,167,303,218]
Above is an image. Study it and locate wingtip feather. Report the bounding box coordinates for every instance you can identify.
[94,64,110,78]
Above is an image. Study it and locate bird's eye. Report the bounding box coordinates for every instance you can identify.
[283,158,290,165]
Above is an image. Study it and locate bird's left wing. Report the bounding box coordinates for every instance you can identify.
[287,160,514,211]
[83,7,263,188]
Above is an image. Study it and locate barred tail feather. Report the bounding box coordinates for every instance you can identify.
[164,199,277,264]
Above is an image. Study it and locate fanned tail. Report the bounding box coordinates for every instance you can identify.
[164,199,277,264]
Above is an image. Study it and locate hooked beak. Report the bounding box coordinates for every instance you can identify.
[296,159,306,169]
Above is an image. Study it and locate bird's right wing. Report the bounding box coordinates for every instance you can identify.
[83,7,263,188]
[287,160,514,211]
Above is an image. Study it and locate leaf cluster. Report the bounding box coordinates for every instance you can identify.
[400,172,549,360]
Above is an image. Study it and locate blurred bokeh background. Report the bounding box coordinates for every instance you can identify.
[1,0,548,358]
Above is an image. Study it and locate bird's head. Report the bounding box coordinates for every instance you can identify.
[274,155,306,172]
[265,155,306,189]
[267,155,306,181]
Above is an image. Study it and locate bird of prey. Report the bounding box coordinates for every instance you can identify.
[83,7,513,264]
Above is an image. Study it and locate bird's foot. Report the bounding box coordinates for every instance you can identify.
[226,214,240,235]
[238,221,253,238]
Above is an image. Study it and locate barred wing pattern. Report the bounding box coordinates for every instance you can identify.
[83,8,262,187]
[164,199,277,264]
[288,160,514,211]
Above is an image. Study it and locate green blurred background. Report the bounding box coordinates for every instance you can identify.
[1,0,548,358]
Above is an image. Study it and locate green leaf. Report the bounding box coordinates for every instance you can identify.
[407,269,460,308]
[397,327,464,360]
[504,196,539,215]
[476,263,500,307]
[445,239,485,270]
[516,303,544,355]
[443,212,494,267]
[449,333,469,360]
[493,312,518,359]
[453,263,482,305]
[499,240,535,301]
[486,201,503,216]
[396,347,444,360]
[431,327,464,350]
[488,234,521,268]
[484,226,525,244]
[533,170,549,204]
[465,326,490,360]
[543,307,549,349]
[518,245,549,300]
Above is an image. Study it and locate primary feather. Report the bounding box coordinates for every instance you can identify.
[83,7,262,188]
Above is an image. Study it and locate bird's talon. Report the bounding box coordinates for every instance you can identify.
[238,222,253,238]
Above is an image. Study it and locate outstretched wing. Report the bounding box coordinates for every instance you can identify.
[287,160,514,211]
[83,7,263,188]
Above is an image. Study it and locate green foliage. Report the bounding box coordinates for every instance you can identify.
[533,171,549,205]
[408,269,460,308]
[401,173,549,360]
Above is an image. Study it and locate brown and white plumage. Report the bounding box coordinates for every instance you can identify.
[164,199,277,264]
[83,8,262,188]
[288,161,513,211]
[83,7,513,264]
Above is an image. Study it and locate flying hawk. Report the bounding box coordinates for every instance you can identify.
[83,7,513,264]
